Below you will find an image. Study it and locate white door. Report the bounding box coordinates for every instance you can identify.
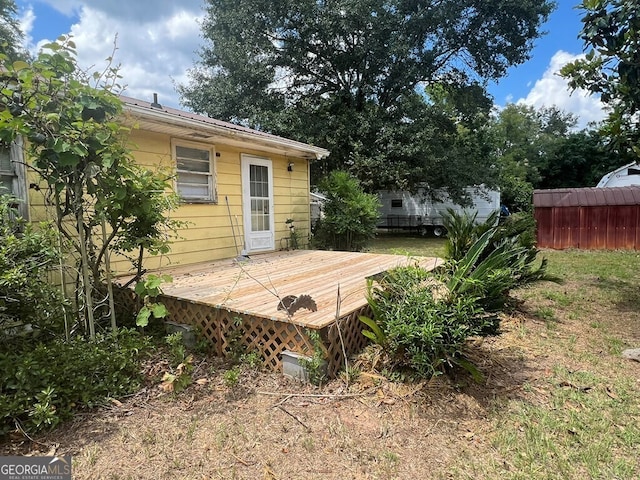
[241,155,275,253]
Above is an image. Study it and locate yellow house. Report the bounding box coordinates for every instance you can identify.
[2,95,329,274]
[118,96,329,272]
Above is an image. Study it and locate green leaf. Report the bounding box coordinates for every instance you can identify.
[134,282,146,295]
[146,275,163,289]
[136,306,151,327]
[114,187,127,200]
[151,303,168,319]
[57,151,79,167]
[12,61,29,71]
[453,356,485,384]
[71,144,88,156]
[359,315,386,345]
[52,138,70,153]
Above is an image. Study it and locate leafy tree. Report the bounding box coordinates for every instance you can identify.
[0,37,180,337]
[491,104,580,210]
[560,0,640,162]
[0,0,25,61]
[181,0,554,196]
[537,129,622,189]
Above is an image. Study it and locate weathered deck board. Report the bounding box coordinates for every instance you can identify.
[118,250,442,329]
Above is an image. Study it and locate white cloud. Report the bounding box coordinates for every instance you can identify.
[36,0,79,16]
[517,50,607,130]
[28,1,204,108]
[18,5,36,51]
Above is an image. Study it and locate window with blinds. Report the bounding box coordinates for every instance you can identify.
[173,141,216,203]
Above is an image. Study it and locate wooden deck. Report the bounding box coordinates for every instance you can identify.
[145,250,439,329]
[116,250,442,377]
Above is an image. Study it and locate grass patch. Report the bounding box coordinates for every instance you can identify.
[469,368,640,479]
[367,236,640,479]
[451,247,640,479]
[368,232,446,258]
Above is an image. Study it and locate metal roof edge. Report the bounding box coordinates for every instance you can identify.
[596,161,639,187]
[534,186,640,207]
[121,96,330,160]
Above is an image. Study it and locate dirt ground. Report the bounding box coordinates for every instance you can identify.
[2,275,639,479]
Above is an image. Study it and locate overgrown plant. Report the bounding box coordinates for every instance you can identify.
[285,218,300,250]
[443,209,498,262]
[361,266,491,379]
[299,329,327,385]
[312,171,380,251]
[0,195,66,341]
[0,37,181,337]
[134,274,171,327]
[160,332,193,394]
[446,227,555,316]
[0,328,151,434]
[361,213,555,379]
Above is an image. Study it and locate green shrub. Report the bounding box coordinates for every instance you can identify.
[498,211,537,250]
[0,195,67,341]
[364,266,495,378]
[0,328,152,434]
[361,214,556,379]
[445,218,555,316]
[443,209,498,261]
[312,171,380,251]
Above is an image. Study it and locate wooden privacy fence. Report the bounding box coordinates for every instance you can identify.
[534,186,640,250]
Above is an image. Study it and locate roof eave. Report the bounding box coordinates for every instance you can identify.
[123,102,330,160]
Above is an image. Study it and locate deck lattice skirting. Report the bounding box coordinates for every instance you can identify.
[114,250,441,378]
[114,286,371,378]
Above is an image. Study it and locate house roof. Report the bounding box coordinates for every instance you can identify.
[533,186,640,208]
[120,95,330,160]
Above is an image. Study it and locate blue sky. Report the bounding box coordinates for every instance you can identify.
[15,0,604,128]
[488,1,585,105]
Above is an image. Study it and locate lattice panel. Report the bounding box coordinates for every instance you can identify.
[113,287,366,377]
[159,296,221,353]
[234,314,313,370]
[325,305,372,378]
[112,286,143,324]
[158,298,317,372]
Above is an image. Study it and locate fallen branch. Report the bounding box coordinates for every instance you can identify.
[258,391,365,398]
[276,405,311,432]
[14,419,54,449]
[231,453,254,467]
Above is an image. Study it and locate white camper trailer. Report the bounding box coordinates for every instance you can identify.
[596,162,640,188]
[377,186,500,236]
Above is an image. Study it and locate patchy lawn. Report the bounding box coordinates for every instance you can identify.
[2,241,640,479]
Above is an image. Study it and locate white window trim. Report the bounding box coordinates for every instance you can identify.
[1,136,29,220]
[171,138,217,203]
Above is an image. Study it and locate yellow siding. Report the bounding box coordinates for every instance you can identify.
[22,126,313,276]
[109,129,312,275]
